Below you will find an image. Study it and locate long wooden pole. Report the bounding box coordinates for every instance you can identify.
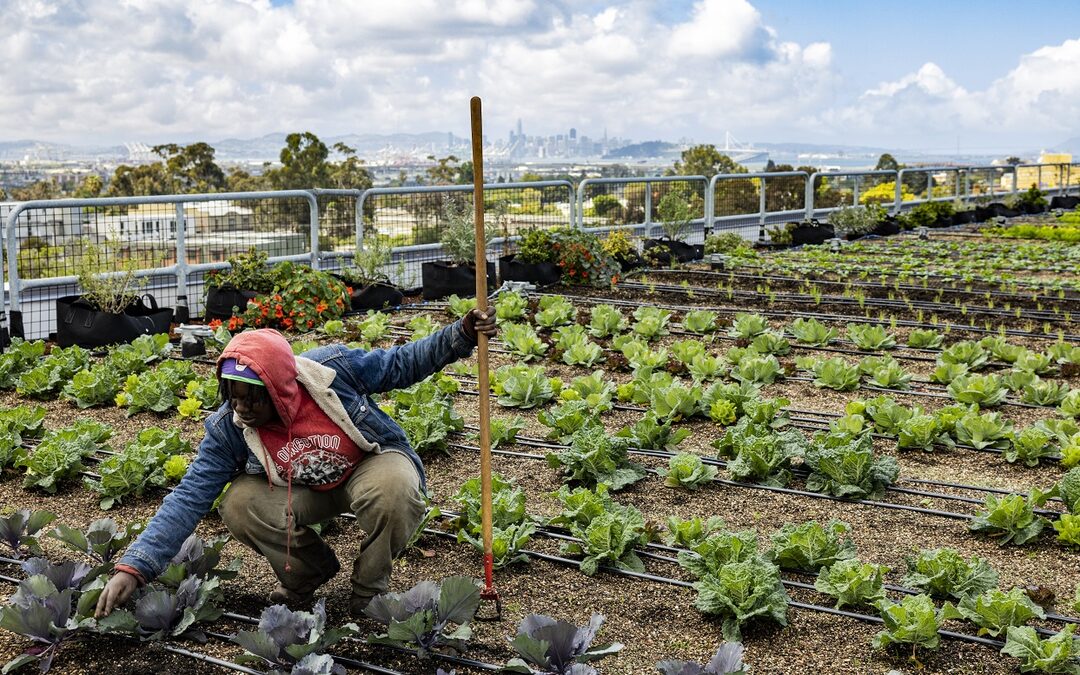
[470,96,498,602]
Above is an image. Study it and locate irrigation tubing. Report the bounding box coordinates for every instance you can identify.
[0,571,266,675]
[615,279,1071,326]
[444,375,1066,463]
[445,440,976,522]
[0,562,500,674]
[542,290,1080,342]
[447,431,1066,520]
[217,610,504,673]
[418,529,1013,650]
[643,268,1080,305]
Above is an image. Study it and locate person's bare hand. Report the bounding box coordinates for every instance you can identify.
[463,308,497,342]
[95,571,139,618]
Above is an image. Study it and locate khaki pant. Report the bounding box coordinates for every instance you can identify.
[219,450,426,603]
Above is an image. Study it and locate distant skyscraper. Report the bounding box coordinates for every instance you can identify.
[569,128,577,140]
[516,118,523,138]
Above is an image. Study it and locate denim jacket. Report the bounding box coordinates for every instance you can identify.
[118,319,476,581]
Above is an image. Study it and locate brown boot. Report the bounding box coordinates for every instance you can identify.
[267,556,341,608]
[348,594,374,619]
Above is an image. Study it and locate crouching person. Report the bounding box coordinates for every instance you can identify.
[95,309,496,619]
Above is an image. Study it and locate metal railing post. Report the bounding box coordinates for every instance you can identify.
[1012,167,1018,195]
[758,177,767,240]
[705,176,715,236]
[805,173,815,220]
[894,170,904,213]
[852,175,860,206]
[643,181,652,237]
[1037,165,1042,191]
[308,194,320,269]
[357,190,372,254]
[174,202,188,311]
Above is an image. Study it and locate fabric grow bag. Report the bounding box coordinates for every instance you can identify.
[952,210,979,225]
[498,255,561,286]
[643,239,699,264]
[421,261,496,300]
[614,249,645,272]
[1050,196,1080,210]
[205,286,259,321]
[871,219,901,237]
[56,294,173,348]
[789,223,835,246]
[349,282,404,311]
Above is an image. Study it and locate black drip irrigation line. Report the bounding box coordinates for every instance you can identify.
[445,440,975,522]
[218,609,504,673]
[0,560,498,674]
[542,290,1080,342]
[444,374,1064,463]
[418,529,1012,650]
[433,507,1080,631]
[617,279,1071,326]
[728,260,1080,296]
[0,571,266,675]
[452,428,1066,519]
[645,268,1080,305]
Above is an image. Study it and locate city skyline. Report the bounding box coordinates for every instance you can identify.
[3,1,1080,153]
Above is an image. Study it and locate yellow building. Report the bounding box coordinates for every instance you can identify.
[1013,152,1079,191]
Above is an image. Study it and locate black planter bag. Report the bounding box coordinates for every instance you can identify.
[1050,196,1080,210]
[644,239,698,264]
[789,223,835,246]
[56,294,173,348]
[615,250,644,272]
[498,255,561,286]
[952,211,978,225]
[988,203,1022,218]
[1023,202,1046,215]
[350,282,404,311]
[205,286,259,321]
[421,261,496,300]
[974,206,993,222]
[871,219,901,237]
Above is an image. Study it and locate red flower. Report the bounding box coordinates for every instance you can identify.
[208,319,223,329]
[316,301,328,314]
[227,316,243,331]
[283,318,294,329]
[307,320,315,329]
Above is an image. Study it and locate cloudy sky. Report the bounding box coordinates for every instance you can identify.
[4,0,1080,152]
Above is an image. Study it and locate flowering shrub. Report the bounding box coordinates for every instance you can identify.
[551,229,620,287]
[235,262,350,332]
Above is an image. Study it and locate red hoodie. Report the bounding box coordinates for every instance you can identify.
[218,330,364,491]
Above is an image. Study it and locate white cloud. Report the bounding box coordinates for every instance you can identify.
[0,0,843,145]
[6,0,1075,151]
[820,39,1080,148]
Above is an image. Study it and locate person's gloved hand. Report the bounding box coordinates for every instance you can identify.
[463,308,497,342]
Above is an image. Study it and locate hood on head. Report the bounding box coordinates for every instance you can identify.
[218,329,299,426]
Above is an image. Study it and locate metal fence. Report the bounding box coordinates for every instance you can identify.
[3,163,1079,339]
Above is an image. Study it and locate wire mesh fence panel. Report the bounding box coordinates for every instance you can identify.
[648,178,707,241]
[579,181,643,233]
[361,182,573,290]
[710,175,761,241]
[5,192,317,339]
[964,167,1010,201]
[762,174,807,215]
[314,191,361,270]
